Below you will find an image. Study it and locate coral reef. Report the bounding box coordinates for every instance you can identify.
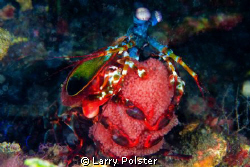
[152,13,242,45]
[16,0,33,12]
[223,137,250,167]
[161,126,227,167]
[0,28,11,60]
[0,142,24,167]
[0,155,25,167]
[0,5,15,20]
[0,27,28,61]
[0,141,21,154]
[37,143,68,165]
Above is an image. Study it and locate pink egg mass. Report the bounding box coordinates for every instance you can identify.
[90,58,178,157]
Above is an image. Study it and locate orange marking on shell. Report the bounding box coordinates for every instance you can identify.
[169,74,175,81]
[124,64,129,71]
[176,57,182,63]
[113,74,120,81]
[111,36,127,46]
[100,75,109,90]
[162,47,168,53]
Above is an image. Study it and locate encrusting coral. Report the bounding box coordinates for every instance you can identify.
[0,28,11,60]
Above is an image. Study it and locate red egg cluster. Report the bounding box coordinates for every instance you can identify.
[90,58,178,157]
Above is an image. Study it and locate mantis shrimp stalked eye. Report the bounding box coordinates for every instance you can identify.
[136,7,151,21]
[154,11,162,22]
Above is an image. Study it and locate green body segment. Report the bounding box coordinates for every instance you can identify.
[66,38,135,96]
[66,55,111,96]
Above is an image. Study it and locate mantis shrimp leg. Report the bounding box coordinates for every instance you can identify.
[165,59,185,105]
[148,37,204,96]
